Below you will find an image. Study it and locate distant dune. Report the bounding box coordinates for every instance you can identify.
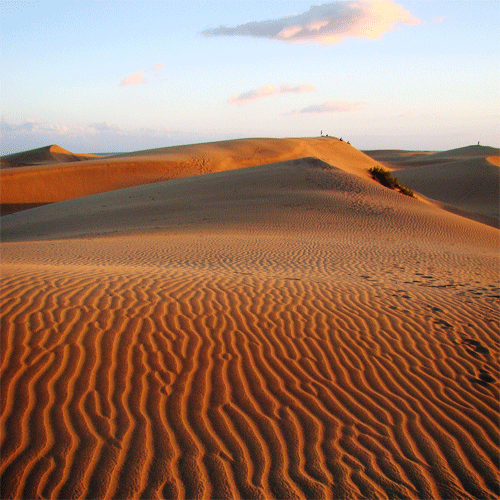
[365,145,500,228]
[0,137,379,215]
[0,144,101,168]
[1,138,498,499]
[364,145,499,168]
[362,149,436,168]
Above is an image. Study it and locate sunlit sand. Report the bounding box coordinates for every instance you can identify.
[1,138,498,499]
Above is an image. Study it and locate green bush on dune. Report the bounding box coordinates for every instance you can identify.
[397,184,415,197]
[368,166,415,197]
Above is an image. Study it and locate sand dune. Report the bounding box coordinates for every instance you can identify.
[364,145,499,169]
[0,137,379,215]
[362,149,436,169]
[1,141,499,499]
[365,145,500,228]
[395,157,499,227]
[0,144,101,169]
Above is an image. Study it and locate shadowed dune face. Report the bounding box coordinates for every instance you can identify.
[0,137,380,214]
[395,157,500,227]
[364,145,500,168]
[365,146,500,228]
[0,203,51,216]
[1,156,495,244]
[1,155,499,499]
[361,149,436,169]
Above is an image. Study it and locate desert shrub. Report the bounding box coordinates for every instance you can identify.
[398,185,414,197]
[368,166,414,197]
[368,166,398,189]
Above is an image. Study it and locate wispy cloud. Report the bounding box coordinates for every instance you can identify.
[287,100,366,114]
[202,0,421,45]
[120,63,165,87]
[228,83,315,106]
[0,119,175,139]
[1,118,84,136]
[120,70,147,87]
[150,62,165,71]
[0,118,177,154]
[88,122,122,132]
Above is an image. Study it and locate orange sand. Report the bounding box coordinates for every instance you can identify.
[0,137,379,215]
[1,139,499,499]
[0,144,102,168]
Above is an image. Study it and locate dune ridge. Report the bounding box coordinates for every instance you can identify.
[1,146,499,499]
[0,144,101,169]
[0,137,381,215]
[364,145,499,169]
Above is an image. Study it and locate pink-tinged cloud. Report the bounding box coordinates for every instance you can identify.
[120,70,147,87]
[288,100,366,114]
[150,62,165,71]
[120,63,165,86]
[228,83,315,105]
[202,0,421,45]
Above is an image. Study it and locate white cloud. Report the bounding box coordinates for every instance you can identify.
[228,83,315,105]
[120,63,165,87]
[88,122,122,132]
[0,118,86,136]
[287,100,366,114]
[0,118,180,154]
[202,0,421,45]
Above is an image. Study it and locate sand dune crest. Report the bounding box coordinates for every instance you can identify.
[0,137,380,215]
[0,144,101,168]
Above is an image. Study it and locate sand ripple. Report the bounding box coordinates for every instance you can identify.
[1,152,498,498]
[1,259,498,499]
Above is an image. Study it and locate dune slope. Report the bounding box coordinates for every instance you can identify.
[0,137,380,215]
[364,145,499,169]
[0,144,101,168]
[365,145,500,228]
[395,157,499,227]
[1,155,499,499]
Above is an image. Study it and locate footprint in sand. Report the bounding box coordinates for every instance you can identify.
[463,338,490,355]
[471,369,496,385]
[434,318,453,329]
[479,369,495,383]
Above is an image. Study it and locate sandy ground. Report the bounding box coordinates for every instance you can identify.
[1,139,499,499]
[364,146,500,228]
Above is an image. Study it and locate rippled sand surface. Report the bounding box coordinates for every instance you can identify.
[1,146,499,499]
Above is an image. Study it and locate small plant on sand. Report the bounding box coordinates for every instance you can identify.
[398,185,415,197]
[368,166,415,197]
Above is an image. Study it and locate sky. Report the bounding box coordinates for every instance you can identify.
[1,0,499,154]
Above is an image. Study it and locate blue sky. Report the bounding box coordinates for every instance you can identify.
[1,0,499,153]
